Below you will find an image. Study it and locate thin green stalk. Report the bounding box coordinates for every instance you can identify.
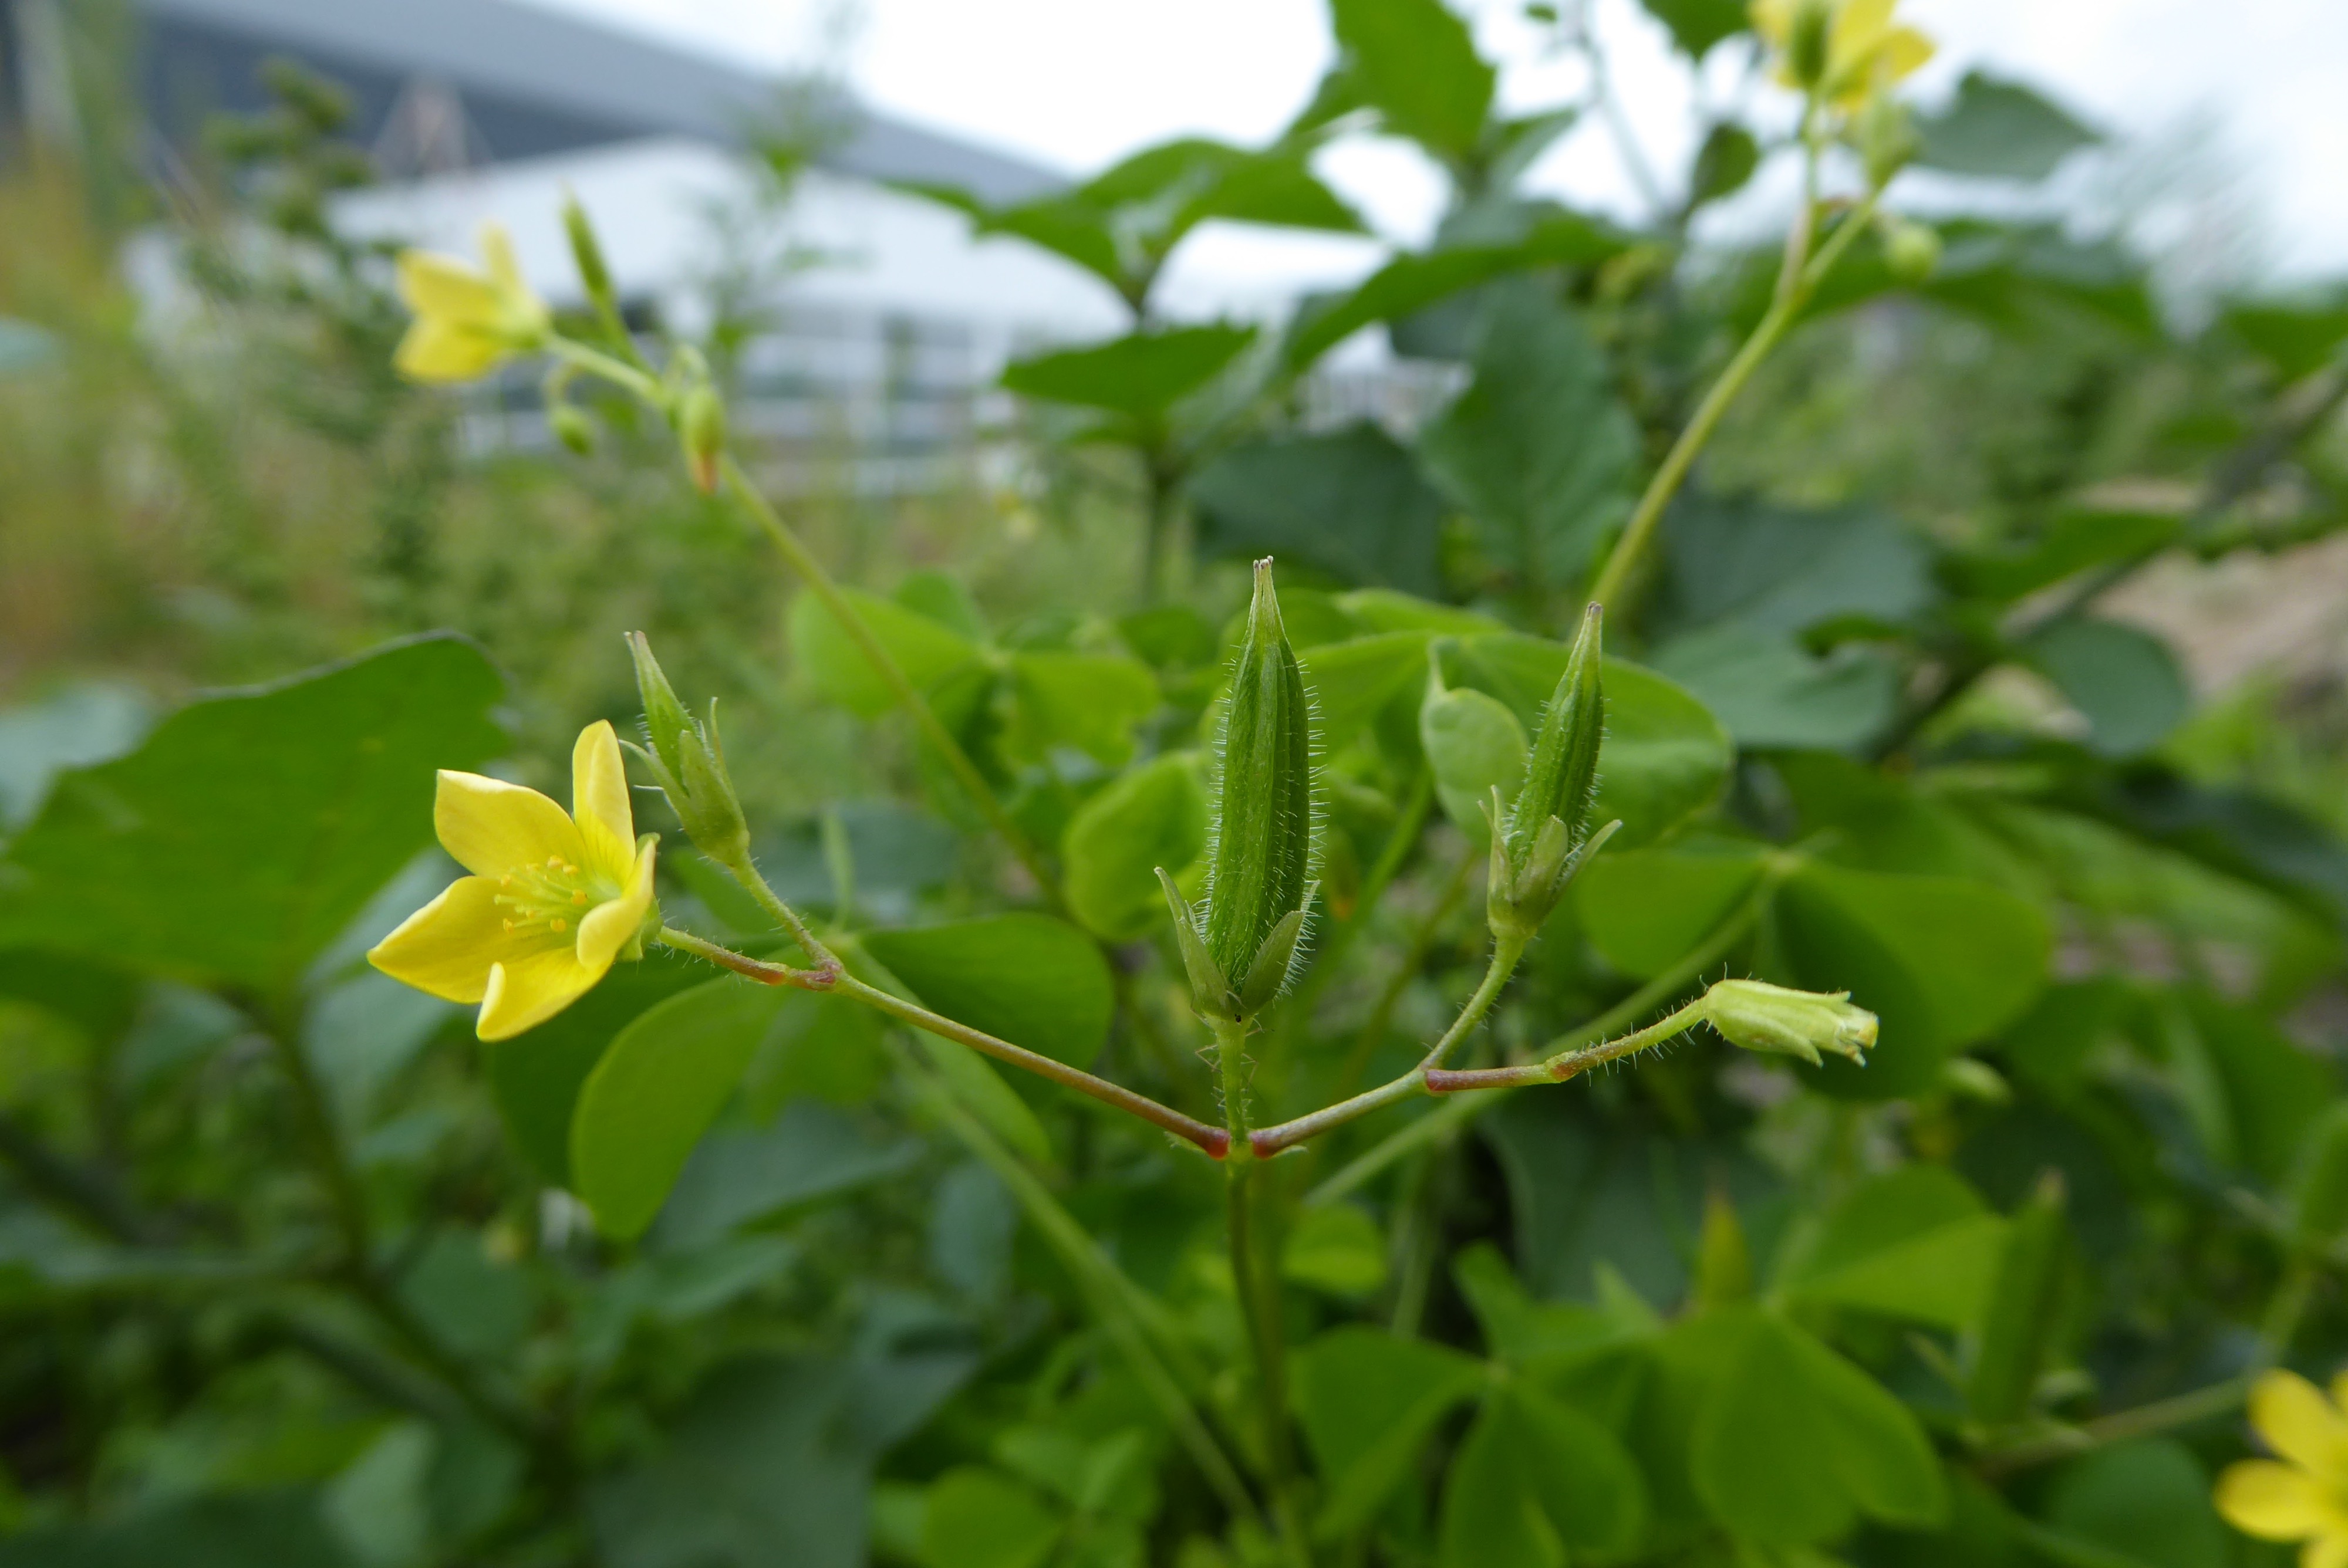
[1248,932,1524,1159]
[1425,998,1706,1091]
[652,924,1229,1158]
[884,1036,1260,1523]
[1212,1015,1311,1568]
[714,453,1065,907]
[1587,186,1883,613]
[1304,873,1776,1206]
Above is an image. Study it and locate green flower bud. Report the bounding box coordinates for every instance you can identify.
[1855,93,1921,189]
[561,187,617,316]
[548,402,598,457]
[679,384,726,495]
[626,632,750,863]
[1703,978,1875,1067]
[1487,604,1613,940]
[1884,219,1941,284]
[1194,558,1318,1018]
[1787,0,1835,91]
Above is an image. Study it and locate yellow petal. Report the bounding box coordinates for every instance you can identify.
[2253,1373,2348,1479]
[396,249,501,327]
[368,876,564,1004]
[578,837,658,973]
[477,222,549,340]
[475,947,602,1040]
[571,721,636,880]
[2218,1461,2331,1541]
[1877,25,1933,80]
[434,769,586,880]
[1749,0,1790,45]
[2307,1536,2348,1568]
[393,319,505,383]
[1830,0,1895,56]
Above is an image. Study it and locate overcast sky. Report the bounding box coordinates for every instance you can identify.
[538,0,2348,299]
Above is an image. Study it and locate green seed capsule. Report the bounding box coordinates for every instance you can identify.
[1200,559,1318,1010]
[1507,601,1604,874]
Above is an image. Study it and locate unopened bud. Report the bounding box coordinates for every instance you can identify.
[1487,603,1613,940]
[1787,0,1834,91]
[679,384,726,495]
[548,402,597,457]
[1855,93,1920,188]
[561,188,616,316]
[1703,979,1875,1067]
[626,632,750,863]
[1195,559,1318,1019]
[1884,220,1941,284]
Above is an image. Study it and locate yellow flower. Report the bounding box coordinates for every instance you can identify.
[370,722,657,1040]
[2215,1370,2348,1568]
[1750,0,1933,111]
[392,222,550,383]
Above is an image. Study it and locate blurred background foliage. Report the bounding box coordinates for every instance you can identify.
[8,2,2348,1566]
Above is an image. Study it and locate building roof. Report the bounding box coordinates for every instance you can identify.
[137,0,1062,204]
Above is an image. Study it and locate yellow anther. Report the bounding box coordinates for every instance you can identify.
[572,889,588,905]
[551,917,568,933]
[502,918,515,931]
[547,856,563,870]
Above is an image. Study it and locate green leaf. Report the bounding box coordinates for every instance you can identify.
[2164,989,2335,1183]
[570,978,790,1240]
[1777,863,2052,1099]
[1436,1384,1646,1566]
[2025,618,2189,758]
[1639,0,1748,58]
[788,587,984,719]
[919,1469,1061,1568]
[1944,508,2180,603]
[1573,842,1769,978]
[1419,282,1638,596]
[861,915,1115,1070]
[2043,1441,2224,1568]
[0,680,149,830]
[1691,1308,1946,1544]
[1190,424,1450,595]
[1001,326,1257,418]
[1661,495,1934,641]
[592,1346,974,1568]
[1290,1326,1486,1537]
[2223,290,2348,381]
[1421,682,1526,840]
[1687,121,1761,208]
[1062,755,1208,942]
[893,181,1126,296]
[1329,0,1495,158]
[483,958,706,1186]
[1776,1167,2008,1329]
[1915,71,2100,182]
[653,1103,920,1251]
[1966,1175,2073,1425]
[1449,637,1733,847]
[1300,632,1433,752]
[1001,651,1159,769]
[0,636,505,992]
[1281,1203,1388,1297]
[1650,624,1901,750]
[1284,246,1538,370]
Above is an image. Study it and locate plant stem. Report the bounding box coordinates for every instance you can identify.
[655,922,1230,1158]
[1424,998,1705,1090]
[1212,1015,1311,1567]
[1303,873,1776,1206]
[1247,932,1524,1159]
[1587,186,1883,614]
[714,453,1065,908]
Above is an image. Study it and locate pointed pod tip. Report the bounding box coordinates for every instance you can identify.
[1247,557,1285,640]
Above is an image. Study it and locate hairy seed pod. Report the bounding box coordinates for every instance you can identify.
[626,632,750,863]
[1201,559,1317,1006]
[1507,601,1604,875]
[679,386,726,495]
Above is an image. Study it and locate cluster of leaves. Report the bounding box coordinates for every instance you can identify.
[10,1,2348,1567]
